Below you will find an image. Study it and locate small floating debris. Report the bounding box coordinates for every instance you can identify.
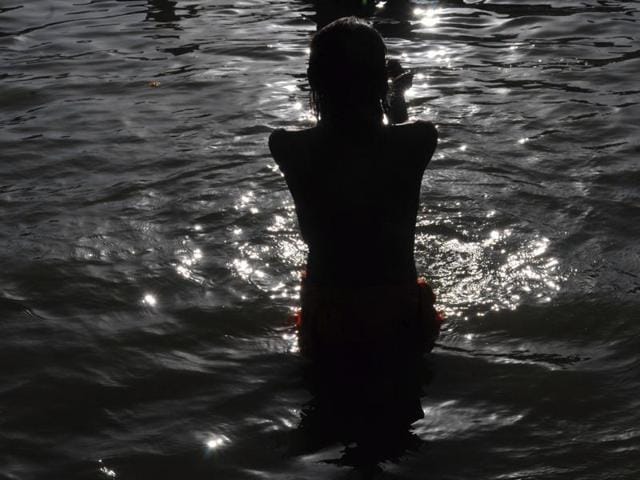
[148,80,161,88]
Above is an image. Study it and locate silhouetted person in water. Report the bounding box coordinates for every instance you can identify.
[269,17,441,466]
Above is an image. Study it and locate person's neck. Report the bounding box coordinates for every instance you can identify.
[318,107,384,135]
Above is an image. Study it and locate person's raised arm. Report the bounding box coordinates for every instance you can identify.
[386,58,413,124]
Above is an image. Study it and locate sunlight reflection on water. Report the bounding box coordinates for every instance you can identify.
[98,459,117,478]
[205,433,231,451]
[414,400,526,442]
[142,293,158,307]
[416,218,565,320]
[414,7,442,29]
[230,200,306,301]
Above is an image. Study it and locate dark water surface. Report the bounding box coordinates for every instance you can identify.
[1,0,639,478]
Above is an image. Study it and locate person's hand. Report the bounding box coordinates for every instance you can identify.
[387,58,413,93]
[386,58,412,124]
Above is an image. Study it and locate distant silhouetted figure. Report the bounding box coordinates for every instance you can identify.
[269,18,441,462]
[310,0,415,29]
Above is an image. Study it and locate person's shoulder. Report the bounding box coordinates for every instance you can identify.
[269,127,316,166]
[386,120,438,169]
[389,120,438,146]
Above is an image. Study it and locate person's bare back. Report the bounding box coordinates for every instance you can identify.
[269,120,437,286]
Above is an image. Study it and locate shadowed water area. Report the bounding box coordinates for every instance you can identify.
[1,0,639,478]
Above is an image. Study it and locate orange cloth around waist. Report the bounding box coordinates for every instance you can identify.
[295,276,443,358]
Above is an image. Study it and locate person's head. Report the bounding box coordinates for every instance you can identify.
[307,17,388,127]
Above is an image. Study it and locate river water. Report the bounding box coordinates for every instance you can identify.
[1,0,639,478]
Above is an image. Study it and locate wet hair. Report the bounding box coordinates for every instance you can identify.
[307,17,388,126]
